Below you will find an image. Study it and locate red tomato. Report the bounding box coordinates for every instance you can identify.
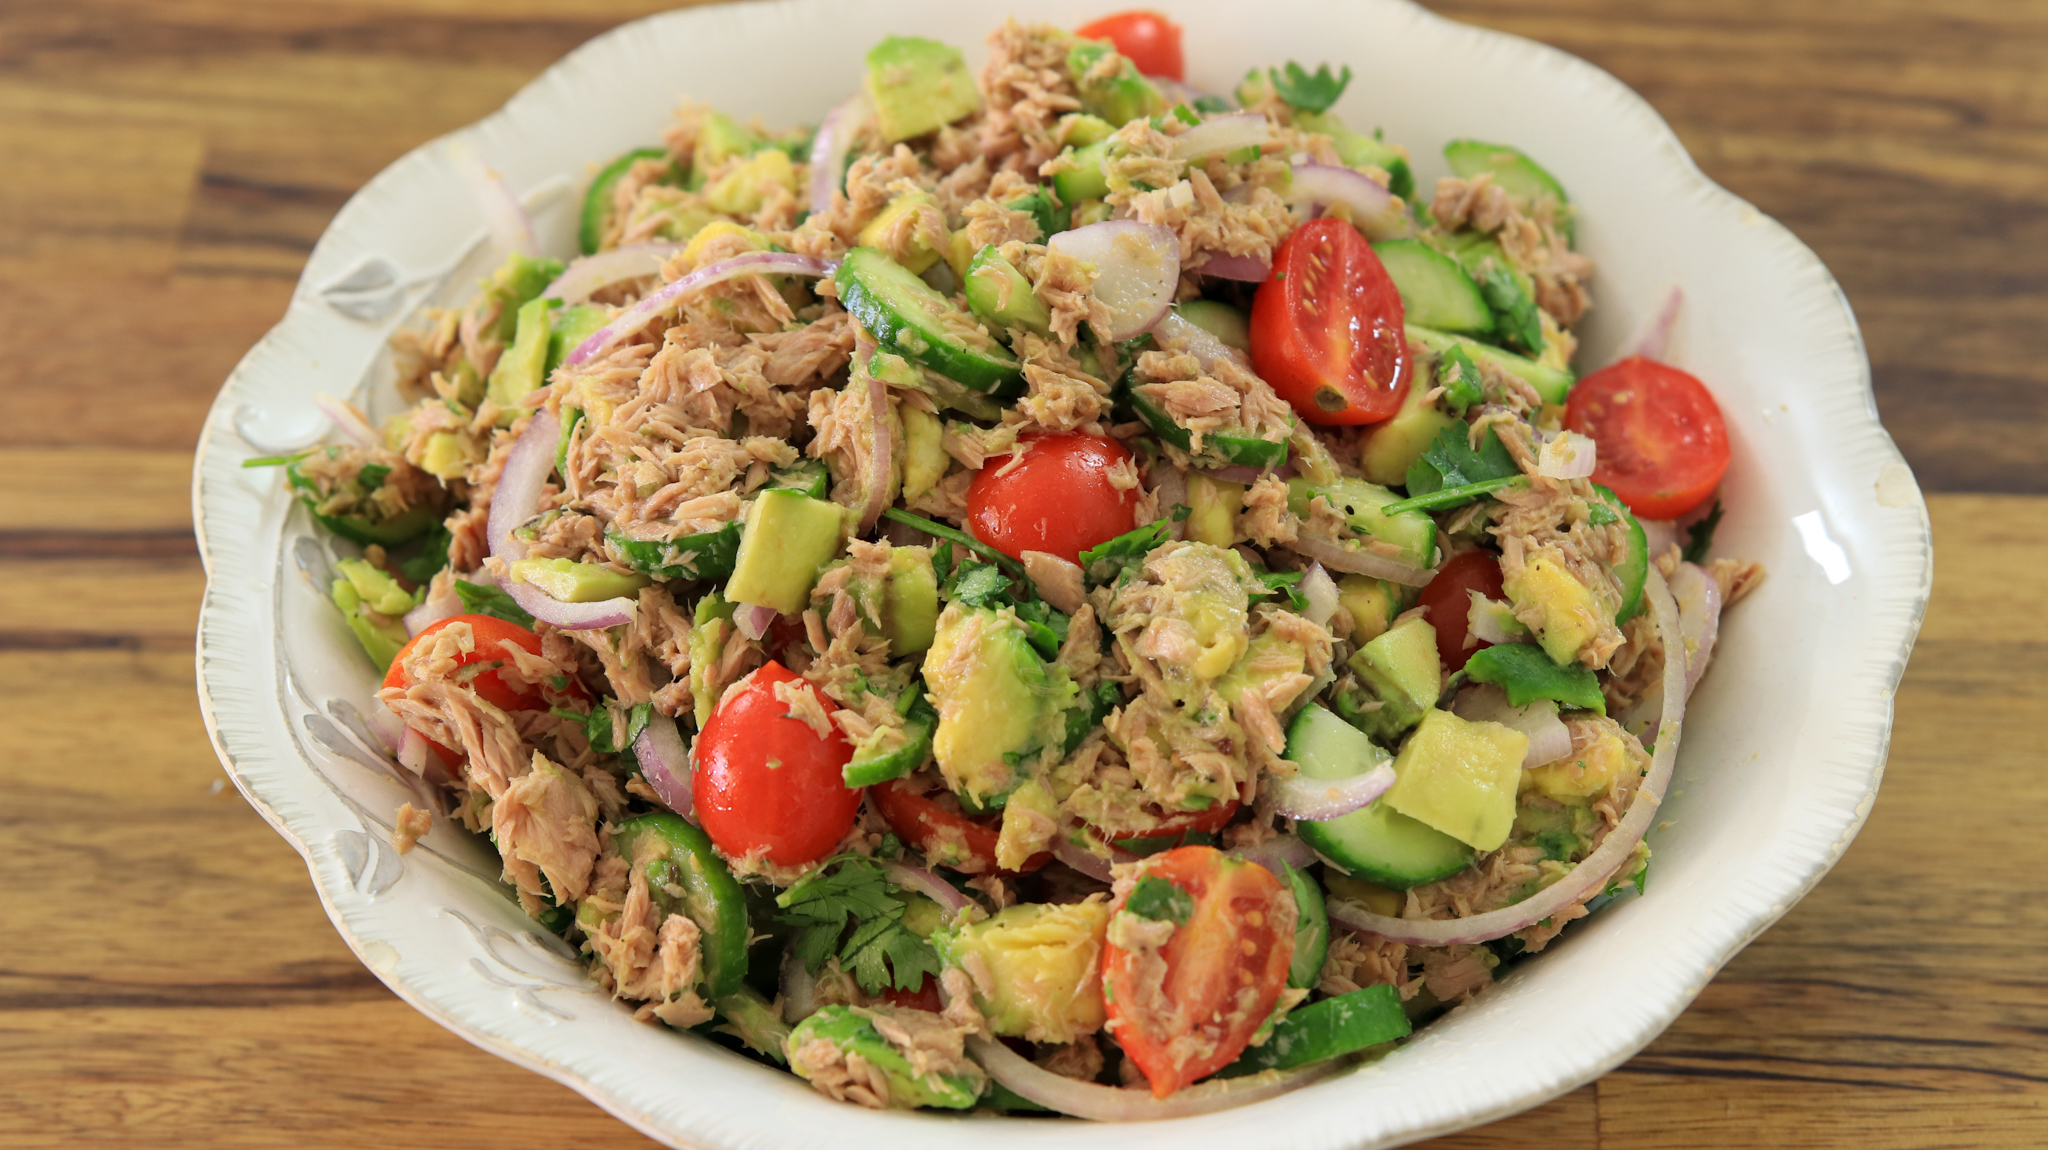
[1103,846,1295,1097]
[1103,799,1241,850]
[1075,10,1184,80]
[1415,550,1506,674]
[1250,218,1411,426]
[694,663,862,868]
[967,433,1139,564]
[383,614,549,713]
[878,974,945,1013]
[1564,356,1731,520]
[871,779,1051,876]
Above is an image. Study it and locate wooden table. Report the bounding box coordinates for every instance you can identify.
[3,1,2041,1145]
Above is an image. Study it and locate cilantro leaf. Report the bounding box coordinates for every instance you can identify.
[1124,873,1194,924]
[945,558,1011,608]
[357,462,392,489]
[1587,500,1620,527]
[1436,344,1484,415]
[1013,597,1071,661]
[1078,506,1187,585]
[1255,569,1311,612]
[1062,680,1124,756]
[1478,268,1544,355]
[1682,501,1724,564]
[1193,94,1234,115]
[455,579,536,629]
[1463,642,1606,713]
[883,508,1024,578]
[398,524,453,584]
[1404,425,1520,512]
[1268,61,1353,114]
[1378,474,1524,516]
[563,698,653,755]
[775,856,945,996]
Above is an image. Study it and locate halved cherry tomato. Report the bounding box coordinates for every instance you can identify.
[1103,846,1295,1097]
[878,974,944,1013]
[871,778,1051,876]
[1564,355,1731,520]
[1250,218,1411,426]
[1103,799,1241,852]
[382,614,550,712]
[694,662,862,868]
[1075,10,1184,80]
[1415,549,1506,674]
[967,433,1139,564]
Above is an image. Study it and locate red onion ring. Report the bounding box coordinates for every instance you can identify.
[807,93,869,216]
[1052,836,1117,883]
[1170,112,1269,162]
[1299,562,1339,628]
[1624,285,1685,363]
[881,861,975,916]
[402,583,462,637]
[1047,221,1181,341]
[396,725,433,774]
[1670,560,1723,697]
[632,711,693,818]
[449,141,538,257]
[1228,832,1319,875]
[486,408,560,563]
[1286,163,1411,241]
[312,393,380,448]
[1284,534,1436,587]
[1536,430,1598,480]
[1269,762,1396,822]
[502,580,637,631]
[1192,252,1271,281]
[365,703,405,754]
[565,252,837,368]
[1452,685,1572,768]
[733,603,777,642]
[1330,567,1685,947]
[859,374,893,533]
[967,1034,1337,1120]
[541,243,683,305]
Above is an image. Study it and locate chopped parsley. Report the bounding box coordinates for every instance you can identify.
[1078,505,1188,585]
[1587,499,1621,527]
[556,698,653,755]
[454,579,537,629]
[1478,268,1544,355]
[1255,569,1311,612]
[776,856,943,995]
[1682,501,1724,563]
[1124,873,1195,925]
[1268,61,1353,114]
[1436,344,1484,415]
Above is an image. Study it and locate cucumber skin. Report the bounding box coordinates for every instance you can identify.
[1286,705,1474,889]
[835,248,1024,396]
[842,701,936,788]
[608,523,741,582]
[581,147,670,256]
[1373,240,1492,335]
[612,813,750,998]
[1594,484,1649,623]
[1125,382,1291,468]
[1405,325,1574,405]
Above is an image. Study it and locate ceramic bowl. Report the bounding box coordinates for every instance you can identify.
[193,0,1932,1145]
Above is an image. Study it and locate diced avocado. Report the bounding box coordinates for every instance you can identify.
[933,900,1109,1043]
[922,604,1068,807]
[691,110,760,179]
[1172,300,1251,352]
[1293,111,1414,200]
[1059,112,1116,147]
[547,304,611,376]
[943,229,978,282]
[335,557,415,617]
[417,430,478,480]
[995,778,1058,872]
[1524,716,1632,801]
[865,36,983,144]
[703,147,797,216]
[962,245,1053,337]
[1049,140,1112,206]
[1066,40,1166,126]
[480,252,565,342]
[786,1005,986,1110]
[1405,325,1574,406]
[621,190,722,246]
[688,593,737,728]
[1214,629,1308,711]
[1285,477,1437,569]
[1283,864,1328,990]
[1593,484,1650,624]
[508,557,651,603]
[724,490,848,615]
[846,545,940,656]
[1324,872,1406,916]
[1336,574,1403,644]
[856,191,946,274]
[329,558,416,670]
[1345,616,1441,741]
[899,405,947,503]
[485,296,561,410]
[1184,472,1242,548]
[681,219,768,267]
[1502,553,1605,667]
[1358,373,1458,487]
[1294,702,1477,890]
[1384,708,1530,853]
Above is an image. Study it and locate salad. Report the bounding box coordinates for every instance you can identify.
[261,11,1765,1118]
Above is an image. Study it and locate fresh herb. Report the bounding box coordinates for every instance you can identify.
[1682,501,1724,563]
[1463,642,1606,714]
[1124,873,1195,925]
[1587,500,1620,527]
[943,556,1011,608]
[1077,506,1188,584]
[1268,61,1353,114]
[1062,680,1124,756]
[938,551,1070,660]
[1478,268,1543,354]
[1436,344,1484,415]
[1403,425,1520,512]
[883,508,1024,578]
[557,698,653,755]
[1171,103,1201,126]
[1225,144,1262,164]
[357,462,392,489]
[398,524,453,584]
[1012,597,1071,661]
[1193,94,1234,115]
[1255,569,1311,612]
[1378,475,1523,516]
[241,453,305,469]
[776,856,944,995]
[455,579,537,629]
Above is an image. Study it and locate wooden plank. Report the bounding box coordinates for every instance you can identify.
[0,112,202,276]
[0,450,195,533]
[1599,1079,2048,1149]
[1418,1086,1598,1149]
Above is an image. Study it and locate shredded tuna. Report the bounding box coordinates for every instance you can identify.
[391,803,433,854]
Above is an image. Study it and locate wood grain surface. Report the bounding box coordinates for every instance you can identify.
[1,1,2040,1146]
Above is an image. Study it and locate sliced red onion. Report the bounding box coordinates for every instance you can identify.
[807,93,869,216]
[882,861,975,916]
[733,603,777,642]
[968,1034,1336,1120]
[1639,517,1679,557]
[449,141,538,257]
[1047,221,1181,341]
[859,374,894,533]
[1052,836,1116,883]
[1330,567,1685,947]
[1285,534,1436,588]
[1193,462,1292,486]
[487,408,560,562]
[312,393,380,448]
[1269,762,1396,822]
[502,579,636,631]
[1465,592,1527,645]
[1624,285,1685,363]
[1536,430,1597,480]
[1286,163,1411,241]
[403,584,462,637]
[365,703,405,755]
[632,711,693,818]
[1192,252,1271,281]
[1452,685,1571,768]
[1170,112,1269,162]
[541,243,682,305]
[1670,560,1723,697]
[1229,832,1319,876]
[397,725,433,774]
[1299,562,1339,628]
[565,252,837,368]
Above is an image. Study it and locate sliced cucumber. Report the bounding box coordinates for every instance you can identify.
[1283,864,1328,991]
[836,247,1022,396]
[1405,325,1574,406]
[1288,704,1475,889]
[1284,477,1437,569]
[842,696,936,787]
[1432,233,1543,355]
[580,147,672,255]
[607,521,743,582]
[963,245,1053,338]
[1372,240,1491,335]
[1443,139,1573,239]
[1127,385,1290,469]
[1051,140,1112,206]
[770,460,830,500]
[1593,484,1649,623]
[1172,300,1251,351]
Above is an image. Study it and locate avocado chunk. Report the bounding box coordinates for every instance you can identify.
[687,592,737,728]
[329,558,416,670]
[508,557,651,603]
[865,36,983,144]
[702,147,797,216]
[856,191,947,275]
[479,252,565,342]
[933,900,1109,1043]
[1343,615,1441,741]
[994,778,1058,872]
[1335,574,1404,644]
[899,405,947,503]
[1502,554,1606,667]
[962,245,1053,337]
[1214,627,1308,711]
[691,110,760,179]
[547,304,611,376]
[785,1004,986,1110]
[1384,708,1530,853]
[1283,864,1329,991]
[1066,40,1167,126]
[876,547,939,656]
[417,430,479,481]
[1358,363,1459,486]
[485,295,561,410]
[724,490,847,615]
[1523,715,1634,802]
[921,604,1067,808]
[1286,476,1438,569]
[1184,471,1242,548]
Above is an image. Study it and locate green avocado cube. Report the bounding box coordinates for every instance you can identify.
[508,557,651,603]
[724,490,848,615]
[932,901,1109,1044]
[486,295,561,411]
[1384,708,1530,852]
[865,36,983,144]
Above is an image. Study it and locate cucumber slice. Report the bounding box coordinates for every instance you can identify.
[1405,325,1574,406]
[1593,484,1649,623]
[1051,140,1111,206]
[1172,300,1251,351]
[580,147,671,255]
[770,460,830,500]
[1126,384,1290,469]
[609,813,749,998]
[963,245,1053,338]
[843,696,936,787]
[836,247,1023,396]
[607,521,742,582]
[1288,704,1475,888]
[1283,864,1328,991]
[1284,477,1437,569]
[1443,139,1573,239]
[1372,240,1491,335]
[1221,985,1412,1074]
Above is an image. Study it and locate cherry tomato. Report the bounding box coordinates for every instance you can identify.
[383,614,550,713]
[1103,799,1241,851]
[1250,218,1411,426]
[1103,846,1295,1097]
[967,433,1140,564]
[1075,10,1184,80]
[694,662,862,868]
[877,974,945,1013]
[871,779,1051,876]
[1415,549,1506,674]
[1564,355,1731,520]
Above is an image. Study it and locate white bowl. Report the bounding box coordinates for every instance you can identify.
[192,1,1933,1146]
